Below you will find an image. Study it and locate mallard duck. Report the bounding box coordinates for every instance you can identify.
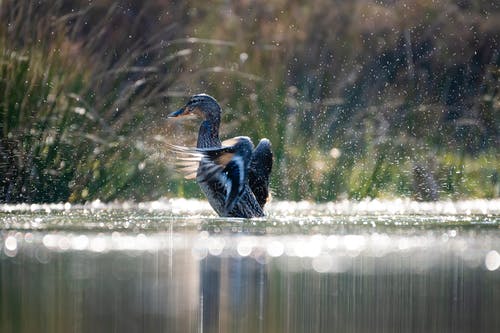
[168,94,272,218]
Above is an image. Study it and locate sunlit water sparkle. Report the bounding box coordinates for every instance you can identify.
[1,199,500,333]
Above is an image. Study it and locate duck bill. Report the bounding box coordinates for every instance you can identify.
[167,107,190,118]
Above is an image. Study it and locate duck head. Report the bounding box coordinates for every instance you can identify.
[168,94,221,121]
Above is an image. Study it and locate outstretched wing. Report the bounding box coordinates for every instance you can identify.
[167,144,204,180]
[167,143,235,179]
[167,139,249,215]
[248,138,273,208]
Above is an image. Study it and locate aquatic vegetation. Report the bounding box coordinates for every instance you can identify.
[0,1,188,202]
[182,0,500,201]
[1,0,498,203]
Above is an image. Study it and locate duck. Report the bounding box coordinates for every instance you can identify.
[167,94,273,218]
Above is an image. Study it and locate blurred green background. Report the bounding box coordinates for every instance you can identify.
[0,0,498,203]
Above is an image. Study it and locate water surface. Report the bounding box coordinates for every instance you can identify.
[1,199,500,333]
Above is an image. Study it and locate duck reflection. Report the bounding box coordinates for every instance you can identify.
[199,231,267,333]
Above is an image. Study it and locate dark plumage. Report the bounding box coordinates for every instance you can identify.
[168,94,273,218]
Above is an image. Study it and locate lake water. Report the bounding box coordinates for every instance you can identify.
[1,199,500,333]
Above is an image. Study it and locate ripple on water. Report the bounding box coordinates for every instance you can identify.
[1,199,500,274]
[2,226,500,273]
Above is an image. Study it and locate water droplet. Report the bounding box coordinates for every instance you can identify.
[239,52,248,63]
[4,236,18,257]
[312,255,333,273]
[90,236,107,253]
[485,250,500,271]
[208,238,225,256]
[237,239,253,257]
[266,240,284,257]
[72,235,89,251]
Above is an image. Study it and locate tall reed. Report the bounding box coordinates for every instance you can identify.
[180,0,500,201]
[0,1,188,202]
[1,0,498,203]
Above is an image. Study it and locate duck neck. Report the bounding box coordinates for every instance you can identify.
[197,117,221,148]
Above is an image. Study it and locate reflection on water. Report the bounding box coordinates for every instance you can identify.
[1,199,500,333]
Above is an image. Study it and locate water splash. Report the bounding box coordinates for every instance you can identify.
[2,198,499,215]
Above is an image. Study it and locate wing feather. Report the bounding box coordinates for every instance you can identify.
[167,137,251,215]
[222,156,246,214]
